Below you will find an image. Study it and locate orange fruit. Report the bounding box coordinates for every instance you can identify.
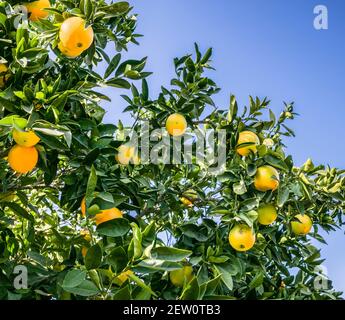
[236,130,260,156]
[291,214,312,235]
[228,224,256,252]
[115,270,133,285]
[80,197,86,216]
[95,207,123,225]
[180,196,193,207]
[257,204,278,225]
[0,63,10,89]
[12,129,40,147]
[170,265,193,288]
[0,63,8,73]
[166,113,187,136]
[115,145,135,165]
[24,0,50,21]
[254,165,280,192]
[59,17,94,57]
[58,41,84,58]
[8,145,38,174]
[81,247,88,257]
[132,154,141,165]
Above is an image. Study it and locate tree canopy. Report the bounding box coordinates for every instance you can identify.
[0,0,344,300]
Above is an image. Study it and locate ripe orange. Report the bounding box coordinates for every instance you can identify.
[58,41,84,58]
[170,265,193,288]
[81,247,88,257]
[12,129,40,147]
[94,207,123,225]
[236,131,260,156]
[180,196,193,207]
[115,270,133,285]
[291,214,312,235]
[8,145,38,174]
[116,145,135,165]
[166,113,187,136]
[228,224,256,252]
[24,0,50,21]
[59,17,94,57]
[80,197,87,216]
[257,204,278,225]
[254,165,280,192]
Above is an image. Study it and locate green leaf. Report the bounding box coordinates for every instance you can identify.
[85,244,102,270]
[63,280,100,297]
[128,274,157,297]
[32,127,66,137]
[85,165,97,209]
[141,79,149,101]
[185,57,195,72]
[180,224,208,241]
[227,95,238,123]
[107,247,128,273]
[51,93,68,111]
[112,194,129,207]
[135,260,182,272]
[200,47,212,64]
[204,275,222,295]
[103,1,130,15]
[104,53,121,79]
[264,154,289,171]
[96,218,130,237]
[5,202,34,222]
[62,269,86,289]
[0,115,27,129]
[150,247,192,262]
[130,222,142,259]
[277,186,289,207]
[180,277,199,300]
[214,265,233,291]
[113,286,131,300]
[249,272,264,290]
[106,78,131,89]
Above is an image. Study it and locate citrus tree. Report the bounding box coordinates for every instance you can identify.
[0,0,344,300]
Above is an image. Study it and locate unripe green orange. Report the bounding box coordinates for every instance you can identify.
[170,265,193,287]
[257,204,278,225]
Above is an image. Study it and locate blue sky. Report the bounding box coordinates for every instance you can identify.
[99,0,345,294]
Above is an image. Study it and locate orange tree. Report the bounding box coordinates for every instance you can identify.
[0,0,344,300]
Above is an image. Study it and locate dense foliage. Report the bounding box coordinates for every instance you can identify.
[0,0,344,300]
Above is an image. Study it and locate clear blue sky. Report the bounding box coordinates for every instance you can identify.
[100,0,345,294]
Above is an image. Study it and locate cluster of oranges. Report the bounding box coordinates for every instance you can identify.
[162,115,313,252]
[23,0,94,59]
[228,130,312,252]
[7,129,40,174]
[114,113,188,166]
